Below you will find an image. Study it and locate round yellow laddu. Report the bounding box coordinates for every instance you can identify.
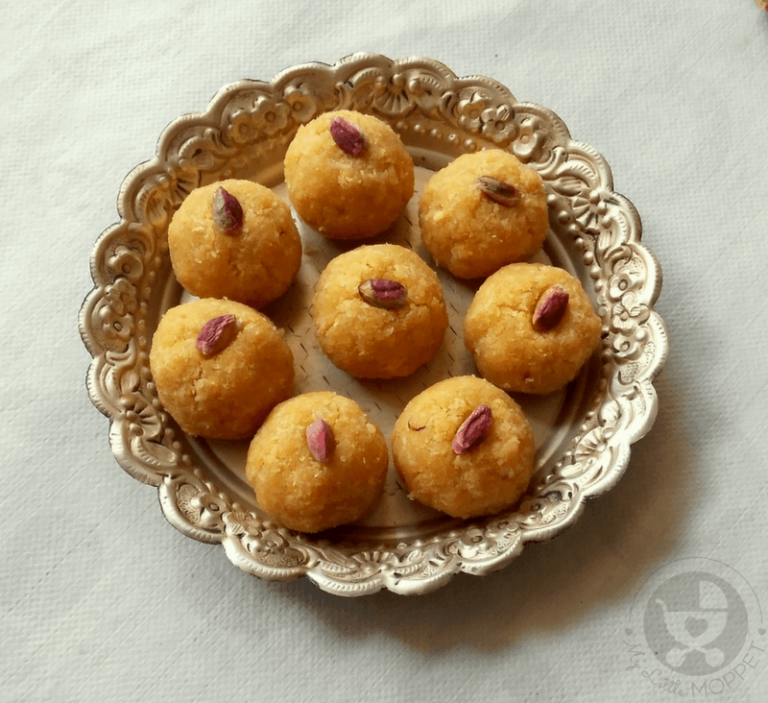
[284,110,414,238]
[418,149,549,279]
[149,298,294,439]
[391,376,535,519]
[312,244,448,379]
[246,392,389,533]
[168,179,301,308]
[464,263,602,394]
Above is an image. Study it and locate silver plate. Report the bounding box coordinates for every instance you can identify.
[79,54,669,596]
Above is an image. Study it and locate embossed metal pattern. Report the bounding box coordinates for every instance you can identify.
[79,54,669,596]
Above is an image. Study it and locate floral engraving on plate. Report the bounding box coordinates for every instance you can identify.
[79,54,668,596]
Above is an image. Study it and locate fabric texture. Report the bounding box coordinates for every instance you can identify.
[1,2,767,701]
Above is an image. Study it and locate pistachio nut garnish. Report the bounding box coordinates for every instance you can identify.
[452,405,492,455]
[532,285,570,331]
[476,176,520,207]
[358,278,408,309]
[306,417,334,464]
[330,116,366,156]
[212,186,244,234]
[195,314,239,357]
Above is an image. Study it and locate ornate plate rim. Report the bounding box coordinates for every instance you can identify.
[79,53,669,596]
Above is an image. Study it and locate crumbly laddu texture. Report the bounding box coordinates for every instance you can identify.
[464,263,602,394]
[391,376,535,519]
[418,149,549,279]
[149,298,294,439]
[168,179,301,308]
[312,244,448,379]
[284,110,414,238]
[246,392,389,533]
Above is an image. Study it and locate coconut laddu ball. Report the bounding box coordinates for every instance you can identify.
[149,298,294,440]
[464,263,602,394]
[312,244,448,379]
[418,149,549,279]
[168,179,302,308]
[246,392,389,533]
[391,376,536,520]
[284,110,414,238]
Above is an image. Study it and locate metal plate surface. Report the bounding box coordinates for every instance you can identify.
[80,54,668,596]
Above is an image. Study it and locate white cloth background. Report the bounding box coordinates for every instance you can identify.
[2,1,767,701]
